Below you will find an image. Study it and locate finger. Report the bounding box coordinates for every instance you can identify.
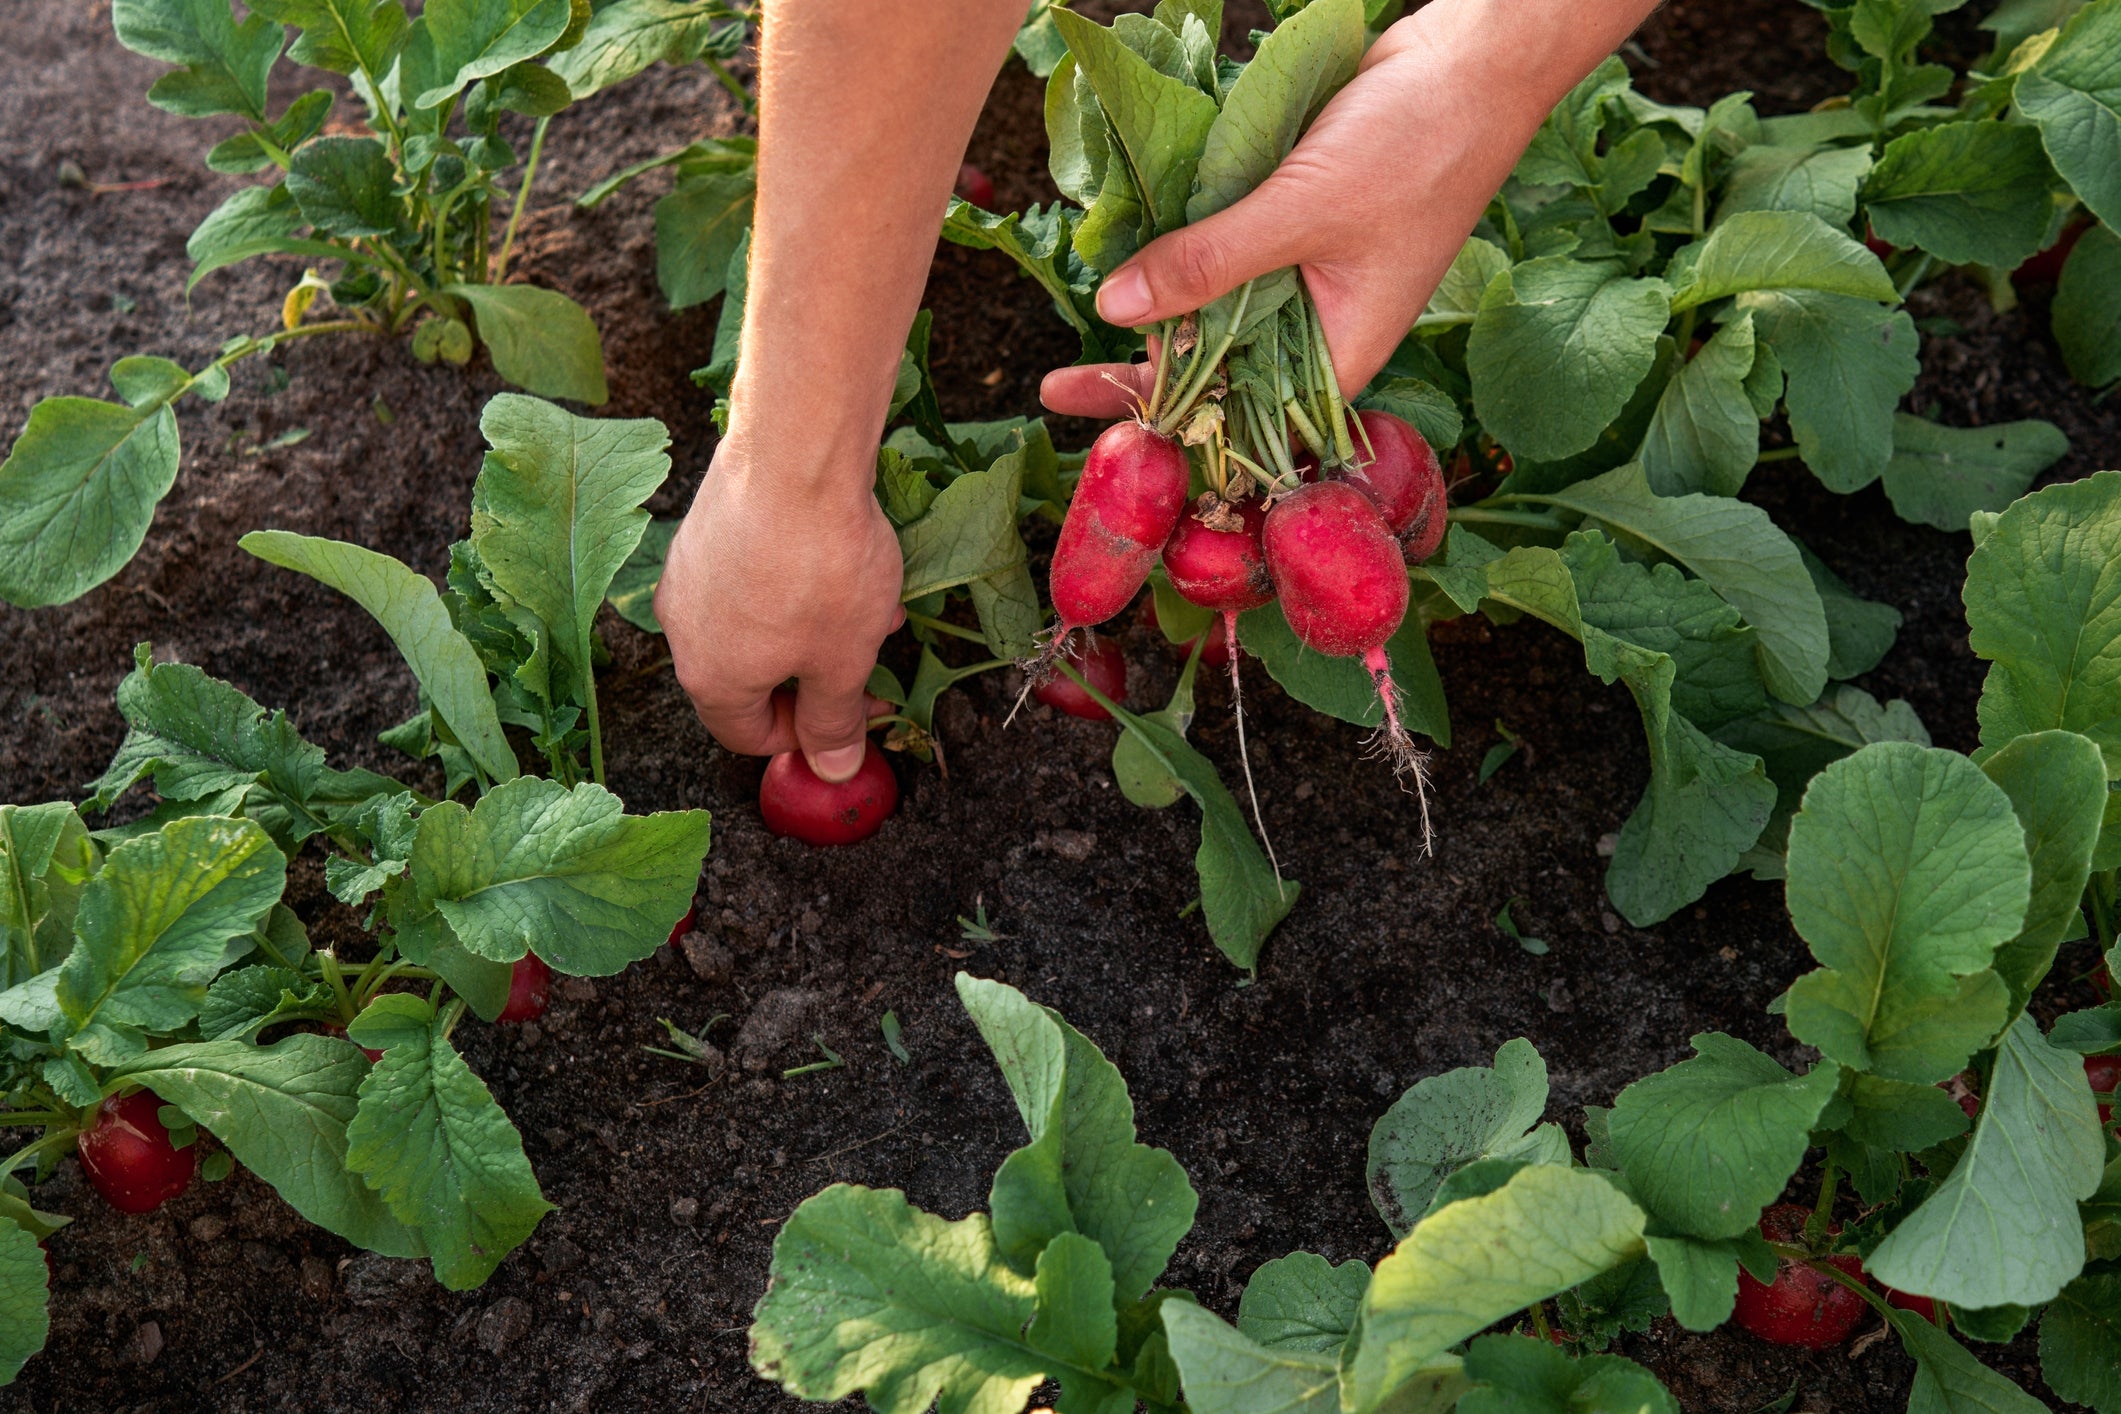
[1040,360,1156,419]
[1094,169,1318,328]
[688,683,800,759]
[793,666,881,783]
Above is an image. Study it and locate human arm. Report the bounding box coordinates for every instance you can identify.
[655,0,1027,781]
[1042,0,1667,417]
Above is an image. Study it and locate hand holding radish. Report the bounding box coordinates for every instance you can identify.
[1042,0,1666,419]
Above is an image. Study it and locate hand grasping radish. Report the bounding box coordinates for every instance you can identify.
[1263,480,1433,848]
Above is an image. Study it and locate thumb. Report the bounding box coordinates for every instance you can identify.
[1096,172,1315,327]
[793,669,876,784]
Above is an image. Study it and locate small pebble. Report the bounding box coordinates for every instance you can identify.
[300,1255,334,1300]
[188,1215,227,1243]
[670,1197,699,1226]
[126,1321,163,1365]
[477,1296,532,1355]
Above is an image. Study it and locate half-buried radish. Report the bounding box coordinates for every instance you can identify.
[760,745,899,846]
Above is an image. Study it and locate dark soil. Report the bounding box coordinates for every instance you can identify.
[2,3,2113,1411]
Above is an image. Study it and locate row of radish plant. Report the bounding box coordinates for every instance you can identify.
[0,0,2118,1405]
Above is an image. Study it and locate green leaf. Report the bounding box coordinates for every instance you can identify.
[1713,684,1930,874]
[544,0,731,99]
[187,183,304,276]
[248,0,410,79]
[1785,742,2027,1083]
[1187,0,1361,224]
[1881,415,2070,532]
[941,201,1123,360]
[2040,1269,2121,1414]
[1478,537,1776,925]
[0,1218,49,1383]
[0,817,282,1062]
[605,516,676,634]
[1354,378,1463,455]
[1868,1011,2105,1306]
[1883,1304,2050,1414]
[1418,237,1510,330]
[345,992,551,1288]
[1366,1038,1570,1238]
[1861,122,2055,268]
[1801,545,1902,681]
[0,804,97,992]
[653,170,755,310]
[896,451,1027,601]
[1981,731,2108,1014]
[1344,1166,1645,1414]
[1522,462,1828,705]
[1237,602,1449,744]
[1640,311,1761,498]
[415,0,575,108]
[0,391,180,609]
[1459,1335,1676,1414]
[469,393,668,716]
[1965,470,2121,771]
[1467,259,1673,464]
[2055,221,2121,387]
[410,776,708,975]
[110,1033,422,1257]
[285,135,405,238]
[750,1184,1052,1413]
[1607,1033,1839,1240]
[1717,143,1875,227]
[1051,7,1220,240]
[1237,1252,1372,1355]
[197,963,329,1040]
[1026,1232,1119,1374]
[1672,210,1899,312]
[956,974,1197,1303]
[2016,0,2121,231]
[1102,703,1300,968]
[239,531,520,785]
[1162,1302,1351,1414]
[1737,290,1920,493]
[444,283,608,405]
[113,0,281,119]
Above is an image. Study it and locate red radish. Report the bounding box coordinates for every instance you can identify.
[78,1090,197,1215]
[1262,481,1431,843]
[1161,494,1279,871]
[1734,1204,1867,1350]
[760,746,899,846]
[1046,422,1190,638]
[2091,964,2112,999]
[955,162,996,209]
[1343,410,1447,564]
[1884,1288,1940,1324]
[2087,1054,2118,1124]
[496,955,551,1024]
[1141,597,1234,669]
[1032,632,1128,720]
[1864,224,1896,262]
[667,903,699,947]
[2015,215,2092,286]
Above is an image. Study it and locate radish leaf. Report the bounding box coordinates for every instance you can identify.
[444,283,609,404]
[1881,414,2069,532]
[1738,289,1919,494]
[1366,1038,1569,1238]
[1862,122,2056,268]
[2015,0,2121,231]
[2054,222,2121,388]
[1236,1252,1370,1355]
[0,1220,48,1386]
[0,393,180,610]
[1459,1335,1676,1414]
[1161,1302,1350,1414]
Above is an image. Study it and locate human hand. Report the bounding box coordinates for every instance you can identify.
[1042,0,1654,418]
[655,432,905,782]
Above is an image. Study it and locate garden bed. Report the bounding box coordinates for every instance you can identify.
[0,1,2114,1410]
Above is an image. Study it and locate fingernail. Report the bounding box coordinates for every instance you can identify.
[1097,265,1151,325]
[810,743,865,783]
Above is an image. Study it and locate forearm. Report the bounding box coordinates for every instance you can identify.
[727,0,1024,504]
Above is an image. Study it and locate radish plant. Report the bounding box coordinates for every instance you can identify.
[754,483,2121,1412]
[0,0,730,612]
[0,394,711,1384]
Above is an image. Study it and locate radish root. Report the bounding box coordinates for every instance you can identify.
[1363,645,1434,855]
[1224,611,1283,894]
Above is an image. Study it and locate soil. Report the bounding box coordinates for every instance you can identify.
[1,3,2113,1412]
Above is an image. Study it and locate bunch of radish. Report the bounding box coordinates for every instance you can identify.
[1032,335,1449,848]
